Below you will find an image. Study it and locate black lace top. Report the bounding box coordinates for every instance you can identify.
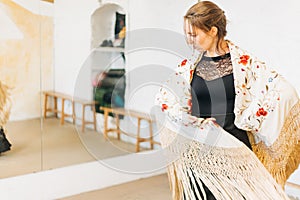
[195,52,233,80]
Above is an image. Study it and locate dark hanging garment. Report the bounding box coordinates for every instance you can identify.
[0,127,11,154]
[94,69,126,115]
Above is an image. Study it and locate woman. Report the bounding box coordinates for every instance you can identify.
[156,1,300,199]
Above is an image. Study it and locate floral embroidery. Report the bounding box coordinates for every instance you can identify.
[161,104,168,112]
[256,108,268,117]
[238,55,250,66]
[187,98,192,113]
[187,99,192,106]
[181,59,187,66]
[189,69,194,81]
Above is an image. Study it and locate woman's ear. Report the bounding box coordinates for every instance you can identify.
[209,26,218,37]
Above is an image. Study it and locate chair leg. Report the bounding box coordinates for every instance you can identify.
[103,109,108,139]
[149,120,154,150]
[116,114,120,140]
[82,104,85,132]
[54,97,58,118]
[72,101,76,124]
[60,98,65,125]
[136,118,141,152]
[92,104,97,131]
[43,94,48,118]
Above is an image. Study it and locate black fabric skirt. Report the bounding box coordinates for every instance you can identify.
[0,127,11,153]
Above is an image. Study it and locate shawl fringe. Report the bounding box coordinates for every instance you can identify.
[0,81,11,127]
[160,127,289,200]
[249,100,300,187]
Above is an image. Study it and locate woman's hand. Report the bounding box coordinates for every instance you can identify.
[188,115,219,127]
[203,117,219,127]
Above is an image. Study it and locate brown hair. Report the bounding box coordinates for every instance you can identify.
[184,1,227,54]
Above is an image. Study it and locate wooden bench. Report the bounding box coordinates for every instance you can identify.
[100,106,160,152]
[43,90,98,132]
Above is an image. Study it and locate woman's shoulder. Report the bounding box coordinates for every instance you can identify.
[227,40,264,68]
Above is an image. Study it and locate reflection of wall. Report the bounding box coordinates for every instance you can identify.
[0,0,53,120]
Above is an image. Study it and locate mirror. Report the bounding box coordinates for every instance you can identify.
[0,0,159,179]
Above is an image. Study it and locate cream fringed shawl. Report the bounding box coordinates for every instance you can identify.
[0,81,11,127]
[155,41,300,198]
[156,119,290,200]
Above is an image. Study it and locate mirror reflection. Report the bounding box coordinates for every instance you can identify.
[0,0,163,179]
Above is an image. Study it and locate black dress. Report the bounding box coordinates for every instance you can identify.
[187,53,251,199]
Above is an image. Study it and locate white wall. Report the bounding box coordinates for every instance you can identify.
[11,0,53,16]
[54,0,98,96]
[214,0,300,94]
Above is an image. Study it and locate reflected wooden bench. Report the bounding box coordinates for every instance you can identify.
[100,106,160,152]
[43,90,98,132]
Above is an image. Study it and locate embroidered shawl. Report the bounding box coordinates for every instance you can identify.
[156,40,300,197]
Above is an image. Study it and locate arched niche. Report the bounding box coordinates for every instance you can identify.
[89,3,127,117]
[91,3,126,49]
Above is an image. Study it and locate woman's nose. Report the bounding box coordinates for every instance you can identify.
[185,36,193,45]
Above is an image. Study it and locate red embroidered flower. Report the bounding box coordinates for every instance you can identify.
[238,55,250,66]
[161,104,168,112]
[256,108,268,117]
[187,99,192,106]
[190,69,194,80]
[181,59,187,66]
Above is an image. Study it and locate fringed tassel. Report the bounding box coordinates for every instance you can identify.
[249,100,300,187]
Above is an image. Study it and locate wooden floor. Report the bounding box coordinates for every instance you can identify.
[1,118,139,178]
[60,174,172,200]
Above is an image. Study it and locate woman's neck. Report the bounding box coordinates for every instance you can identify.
[206,39,229,57]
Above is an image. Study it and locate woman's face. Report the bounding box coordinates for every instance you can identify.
[184,20,215,52]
